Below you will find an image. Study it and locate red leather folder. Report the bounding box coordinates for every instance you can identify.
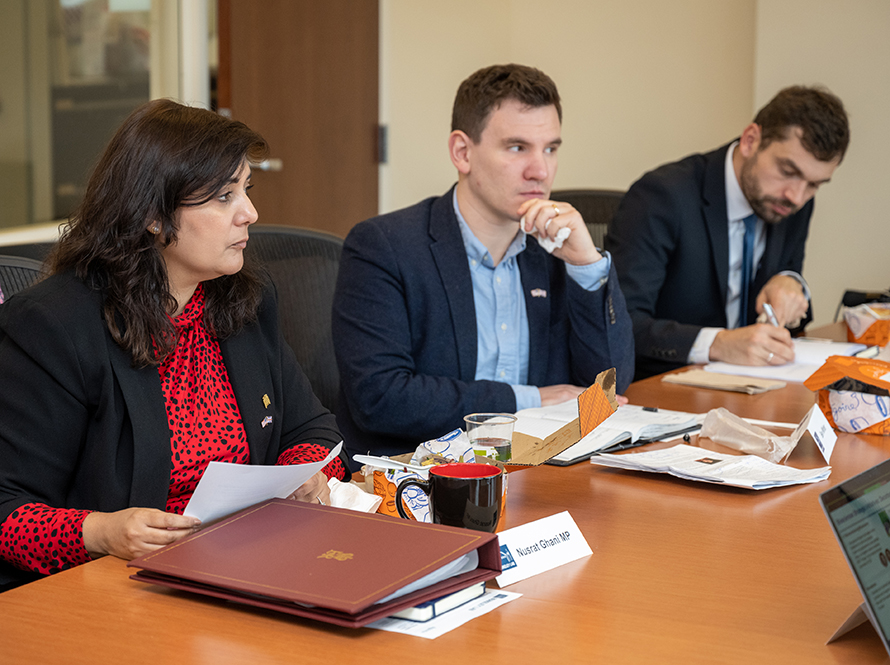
[127,498,501,627]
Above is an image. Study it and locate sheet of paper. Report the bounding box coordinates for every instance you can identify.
[515,398,578,423]
[368,589,522,639]
[184,442,342,523]
[704,339,866,383]
[514,399,578,439]
[552,426,628,461]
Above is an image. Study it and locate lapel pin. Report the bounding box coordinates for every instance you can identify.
[261,416,273,428]
[531,288,547,298]
[262,394,271,408]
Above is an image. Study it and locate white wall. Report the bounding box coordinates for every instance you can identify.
[755,0,890,326]
[380,0,512,213]
[380,0,755,212]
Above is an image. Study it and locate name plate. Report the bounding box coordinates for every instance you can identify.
[495,511,592,587]
[792,404,837,463]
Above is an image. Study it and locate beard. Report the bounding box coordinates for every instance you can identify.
[738,158,800,224]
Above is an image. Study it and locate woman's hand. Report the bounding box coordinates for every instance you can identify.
[286,471,332,505]
[82,508,201,561]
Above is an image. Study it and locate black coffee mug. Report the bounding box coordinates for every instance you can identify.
[396,463,503,532]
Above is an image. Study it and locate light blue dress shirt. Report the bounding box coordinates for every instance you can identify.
[452,191,611,410]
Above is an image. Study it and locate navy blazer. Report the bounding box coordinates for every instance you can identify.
[606,143,813,380]
[333,187,634,464]
[0,271,347,588]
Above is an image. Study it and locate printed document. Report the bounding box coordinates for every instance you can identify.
[184,443,342,523]
[590,443,830,490]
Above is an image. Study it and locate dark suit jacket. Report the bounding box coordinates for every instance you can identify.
[0,271,347,588]
[332,187,634,465]
[606,143,813,380]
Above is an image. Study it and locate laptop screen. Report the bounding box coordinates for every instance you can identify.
[820,458,890,651]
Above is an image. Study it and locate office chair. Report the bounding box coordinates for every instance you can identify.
[0,242,55,262]
[246,226,343,413]
[550,188,625,249]
[0,255,45,303]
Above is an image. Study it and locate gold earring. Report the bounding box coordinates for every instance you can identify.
[149,222,161,235]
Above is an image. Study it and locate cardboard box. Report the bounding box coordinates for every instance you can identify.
[845,303,890,346]
[803,356,890,435]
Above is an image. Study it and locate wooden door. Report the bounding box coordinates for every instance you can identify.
[219,1,378,237]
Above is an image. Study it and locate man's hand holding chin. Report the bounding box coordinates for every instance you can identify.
[518,198,602,266]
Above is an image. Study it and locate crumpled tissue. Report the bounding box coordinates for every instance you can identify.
[522,215,571,254]
[699,407,800,463]
[328,477,382,513]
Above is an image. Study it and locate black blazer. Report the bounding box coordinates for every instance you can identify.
[0,271,347,588]
[606,143,813,379]
[332,186,634,464]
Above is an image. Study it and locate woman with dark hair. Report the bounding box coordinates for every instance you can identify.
[0,99,349,590]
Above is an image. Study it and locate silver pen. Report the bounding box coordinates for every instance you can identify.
[762,303,780,327]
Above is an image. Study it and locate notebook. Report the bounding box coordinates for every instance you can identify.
[391,581,486,622]
[547,405,703,466]
[820,458,890,653]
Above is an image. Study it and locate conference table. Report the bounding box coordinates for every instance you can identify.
[3,361,890,663]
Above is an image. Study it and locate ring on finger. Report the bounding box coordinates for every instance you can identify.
[552,204,561,216]
[767,352,774,363]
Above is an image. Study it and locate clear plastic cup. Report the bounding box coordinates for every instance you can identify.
[464,413,517,463]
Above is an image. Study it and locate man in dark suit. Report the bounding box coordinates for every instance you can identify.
[333,64,634,463]
[606,86,849,380]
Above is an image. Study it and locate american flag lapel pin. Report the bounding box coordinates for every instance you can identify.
[531,288,547,298]
[261,416,273,428]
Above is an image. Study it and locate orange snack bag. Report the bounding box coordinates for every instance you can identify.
[804,356,890,435]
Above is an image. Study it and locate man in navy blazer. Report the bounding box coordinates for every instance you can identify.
[607,86,849,380]
[333,64,634,463]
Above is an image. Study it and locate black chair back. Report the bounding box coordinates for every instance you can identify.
[0,255,45,302]
[246,226,343,413]
[551,188,625,248]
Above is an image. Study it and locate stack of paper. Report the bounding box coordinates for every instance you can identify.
[590,443,831,490]
[704,339,866,383]
[549,405,704,465]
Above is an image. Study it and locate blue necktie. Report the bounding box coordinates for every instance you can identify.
[739,214,757,327]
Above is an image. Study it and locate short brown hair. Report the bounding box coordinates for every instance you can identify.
[754,85,850,163]
[451,64,561,143]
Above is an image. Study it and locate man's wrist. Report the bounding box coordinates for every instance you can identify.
[689,327,722,364]
[565,251,611,292]
[777,270,811,301]
[512,384,542,410]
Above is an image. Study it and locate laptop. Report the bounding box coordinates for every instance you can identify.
[820,457,890,653]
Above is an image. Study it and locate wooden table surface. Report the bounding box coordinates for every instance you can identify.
[2,371,890,664]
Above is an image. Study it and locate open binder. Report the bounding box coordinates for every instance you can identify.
[128,498,501,628]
